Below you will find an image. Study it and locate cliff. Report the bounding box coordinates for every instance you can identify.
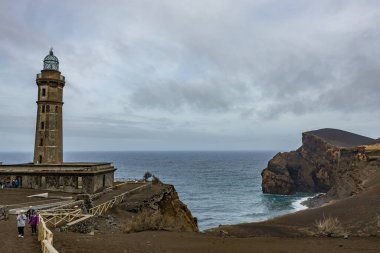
[112,183,199,233]
[261,128,380,200]
[62,182,198,235]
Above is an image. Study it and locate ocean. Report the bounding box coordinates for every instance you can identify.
[0,151,310,231]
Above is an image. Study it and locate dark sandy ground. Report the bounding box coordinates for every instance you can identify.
[53,231,380,253]
[0,215,40,253]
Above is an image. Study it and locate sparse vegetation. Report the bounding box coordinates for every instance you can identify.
[121,210,177,233]
[152,175,162,185]
[315,215,344,237]
[143,172,162,184]
[122,210,160,233]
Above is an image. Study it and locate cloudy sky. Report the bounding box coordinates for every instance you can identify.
[0,0,380,152]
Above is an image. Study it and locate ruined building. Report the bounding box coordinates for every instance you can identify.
[0,50,116,193]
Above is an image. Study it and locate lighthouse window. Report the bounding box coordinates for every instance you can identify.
[41,122,45,130]
[42,88,46,96]
[39,138,43,146]
[42,105,45,113]
[46,105,50,112]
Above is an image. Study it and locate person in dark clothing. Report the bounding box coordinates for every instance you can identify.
[29,211,39,235]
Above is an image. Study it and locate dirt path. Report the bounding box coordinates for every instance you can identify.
[0,188,74,253]
[0,215,40,253]
[0,188,75,207]
[92,183,146,206]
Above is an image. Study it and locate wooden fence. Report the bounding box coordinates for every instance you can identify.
[39,208,83,227]
[36,182,150,252]
[38,215,59,253]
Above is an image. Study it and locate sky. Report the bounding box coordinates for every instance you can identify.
[0,0,380,152]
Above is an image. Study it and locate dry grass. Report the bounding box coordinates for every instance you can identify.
[363,144,380,151]
[121,210,169,233]
[315,215,344,237]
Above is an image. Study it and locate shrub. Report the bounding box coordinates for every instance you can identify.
[122,210,164,233]
[143,172,153,181]
[152,176,162,185]
[315,215,344,237]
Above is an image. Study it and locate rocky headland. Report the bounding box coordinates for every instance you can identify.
[115,182,199,233]
[207,128,380,240]
[261,128,380,204]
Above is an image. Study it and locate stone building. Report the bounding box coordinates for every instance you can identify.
[0,50,116,193]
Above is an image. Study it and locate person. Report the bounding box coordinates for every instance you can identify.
[16,211,27,238]
[26,207,33,219]
[29,210,39,235]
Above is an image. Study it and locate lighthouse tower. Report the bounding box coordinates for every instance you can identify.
[1,48,116,193]
[33,49,65,164]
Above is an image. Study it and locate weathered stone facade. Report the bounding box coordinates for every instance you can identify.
[0,163,115,194]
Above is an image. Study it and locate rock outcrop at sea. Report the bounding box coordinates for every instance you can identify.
[261,128,380,199]
[120,182,199,233]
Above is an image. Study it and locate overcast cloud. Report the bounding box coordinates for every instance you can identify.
[0,0,380,152]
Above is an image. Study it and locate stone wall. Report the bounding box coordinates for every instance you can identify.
[0,163,116,194]
[1,173,113,194]
[68,216,94,234]
[0,206,9,221]
[85,173,114,193]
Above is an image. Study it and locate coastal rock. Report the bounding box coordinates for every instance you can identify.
[261,128,379,199]
[261,151,316,194]
[121,183,199,233]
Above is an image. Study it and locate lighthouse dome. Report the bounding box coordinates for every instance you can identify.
[43,48,59,71]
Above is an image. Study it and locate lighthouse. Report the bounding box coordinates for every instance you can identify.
[33,49,65,164]
[0,48,116,194]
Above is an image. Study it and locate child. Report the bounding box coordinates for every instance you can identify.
[16,211,27,238]
[29,210,39,235]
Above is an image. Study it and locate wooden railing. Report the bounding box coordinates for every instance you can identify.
[38,215,59,253]
[39,208,83,227]
[35,182,149,252]
[89,184,149,216]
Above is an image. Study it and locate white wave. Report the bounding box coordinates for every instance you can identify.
[292,196,310,211]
